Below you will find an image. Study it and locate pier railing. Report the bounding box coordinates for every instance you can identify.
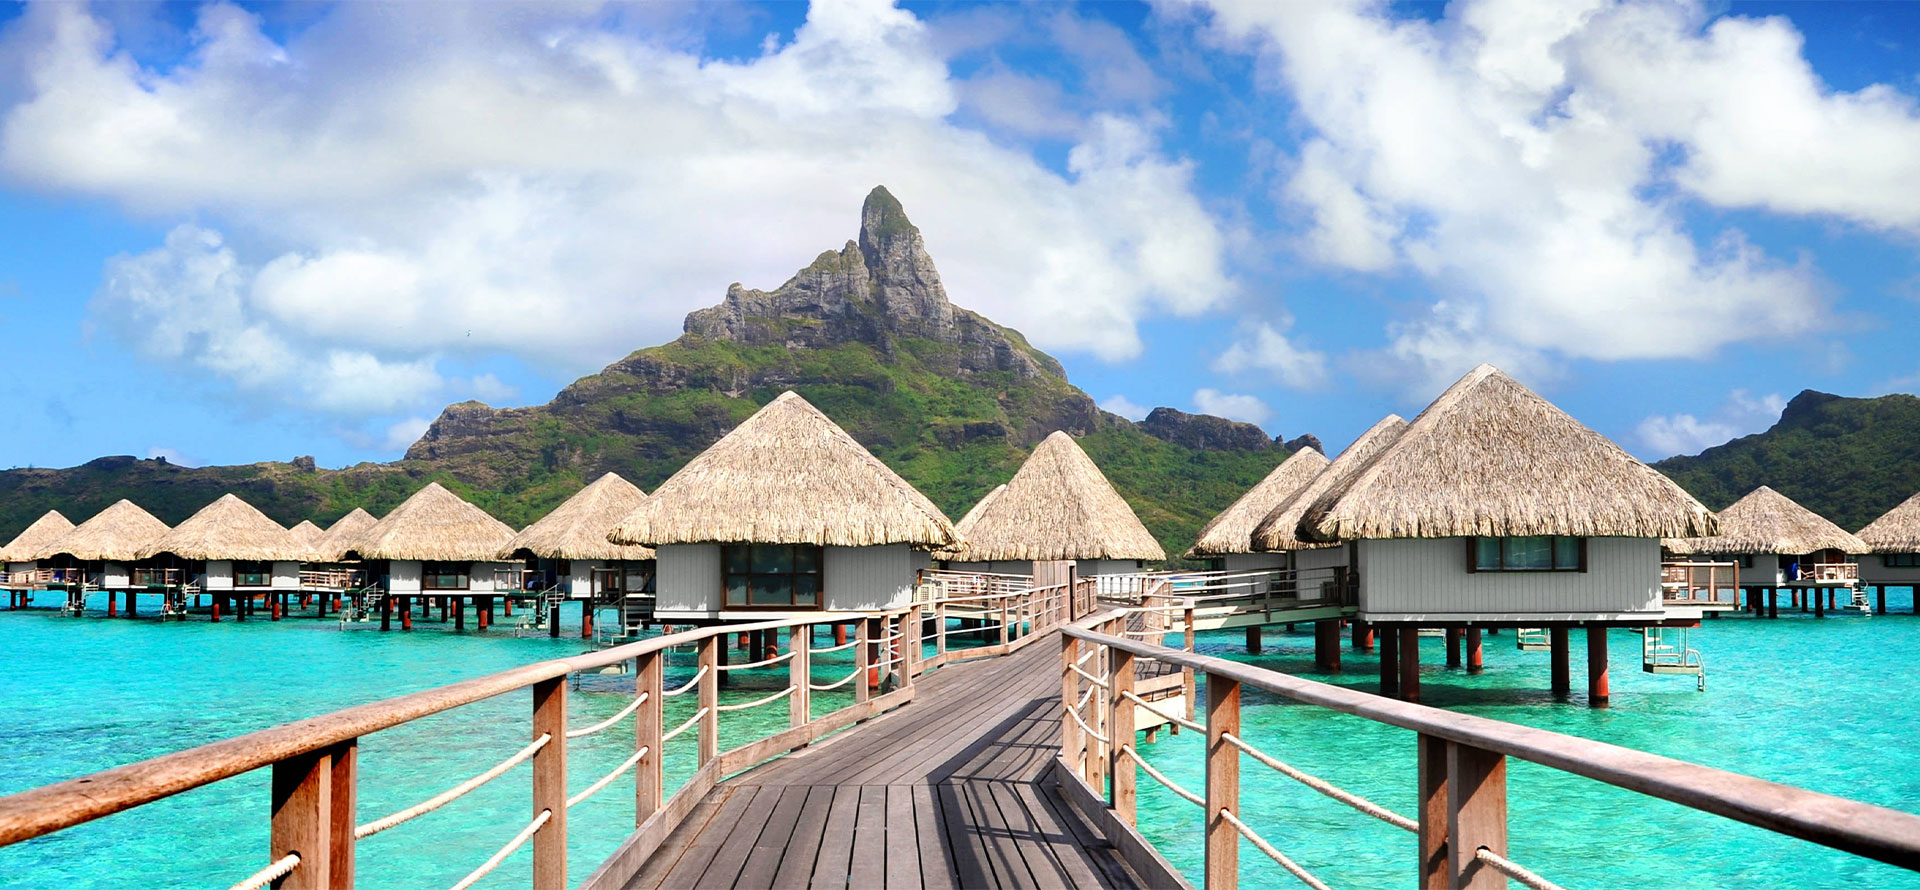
[1797,562,1860,585]
[0,576,1096,890]
[1060,608,1920,889]
[1660,561,1740,607]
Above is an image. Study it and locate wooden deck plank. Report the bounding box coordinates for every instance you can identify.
[688,784,786,890]
[733,785,814,890]
[884,785,921,890]
[767,787,834,890]
[934,780,1001,889]
[849,786,888,889]
[651,786,756,890]
[807,786,861,890]
[620,791,728,890]
[909,784,957,890]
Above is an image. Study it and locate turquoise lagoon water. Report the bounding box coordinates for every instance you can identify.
[2,590,1918,889]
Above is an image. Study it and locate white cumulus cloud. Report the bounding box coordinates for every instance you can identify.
[1213,318,1329,390]
[1637,388,1786,456]
[1098,394,1150,421]
[1193,388,1271,426]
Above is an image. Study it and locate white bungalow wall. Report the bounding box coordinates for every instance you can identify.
[1859,554,1920,585]
[1219,552,1289,599]
[205,560,234,590]
[387,560,423,594]
[273,561,300,591]
[655,544,918,619]
[1357,537,1664,623]
[656,545,721,617]
[100,562,130,588]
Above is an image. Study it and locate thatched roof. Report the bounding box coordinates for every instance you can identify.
[1858,490,1920,553]
[140,494,307,561]
[1666,486,1866,556]
[938,431,1164,562]
[39,500,171,561]
[350,483,516,561]
[609,392,957,548]
[311,509,378,562]
[1187,448,1329,557]
[1302,365,1718,542]
[289,521,324,548]
[1251,416,1408,551]
[933,484,1006,560]
[0,511,73,562]
[503,473,655,560]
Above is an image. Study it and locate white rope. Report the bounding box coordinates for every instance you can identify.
[810,639,859,654]
[1070,663,1110,689]
[810,666,865,691]
[1475,847,1566,890]
[663,665,708,697]
[1220,732,1417,833]
[566,692,648,739]
[715,685,796,712]
[226,853,300,890]
[1120,745,1202,806]
[355,735,551,839]
[946,623,1005,636]
[449,809,550,890]
[1120,690,1203,732]
[660,708,707,744]
[1066,700,1109,744]
[1075,647,1098,666]
[1218,808,1333,890]
[568,746,649,809]
[718,650,796,671]
[1076,686,1096,710]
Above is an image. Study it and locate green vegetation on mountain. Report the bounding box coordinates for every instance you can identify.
[0,188,1300,563]
[1654,390,1920,531]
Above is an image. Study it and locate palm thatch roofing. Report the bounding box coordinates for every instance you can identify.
[502,473,655,560]
[350,483,517,562]
[938,431,1164,562]
[139,494,307,561]
[1666,486,1866,556]
[1251,415,1408,552]
[290,520,324,545]
[1186,448,1329,558]
[1301,365,1719,543]
[1857,490,1920,553]
[311,509,378,563]
[933,484,1006,560]
[0,511,73,562]
[39,500,171,562]
[609,391,958,548]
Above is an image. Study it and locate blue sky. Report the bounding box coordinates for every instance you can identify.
[0,0,1916,472]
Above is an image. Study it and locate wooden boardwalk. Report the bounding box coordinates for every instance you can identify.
[620,635,1149,890]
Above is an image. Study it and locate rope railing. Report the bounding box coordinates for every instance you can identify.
[565,692,648,739]
[1119,690,1202,732]
[225,853,300,890]
[1218,807,1333,890]
[567,746,649,809]
[717,650,795,671]
[663,665,708,697]
[1121,745,1201,806]
[354,735,551,839]
[1069,663,1109,689]
[809,638,860,655]
[660,708,707,744]
[714,685,796,713]
[1475,847,1566,890]
[810,666,865,692]
[1220,731,1417,833]
[1066,699,1108,745]
[448,809,550,890]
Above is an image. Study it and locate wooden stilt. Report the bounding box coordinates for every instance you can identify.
[478,597,490,631]
[1245,626,1262,655]
[211,595,222,622]
[1352,620,1375,652]
[581,601,593,639]
[1466,627,1483,674]
[1586,626,1609,709]
[381,594,392,631]
[107,590,116,618]
[1815,588,1825,618]
[1379,625,1400,697]
[716,631,731,688]
[272,594,282,621]
[1399,627,1421,703]
[126,591,136,617]
[455,596,466,631]
[400,596,413,631]
[1445,627,1461,668]
[834,623,848,646]
[1549,627,1570,697]
[1768,589,1778,618]
[1314,619,1340,672]
[1877,585,1887,615]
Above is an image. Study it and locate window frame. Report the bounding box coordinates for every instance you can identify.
[1884,553,1920,569]
[421,561,471,591]
[233,559,272,588]
[1466,536,1588,573]
[721,543,824,610]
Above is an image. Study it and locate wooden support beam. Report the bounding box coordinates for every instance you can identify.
[1314,619,1341,672]
[1353,620,1375,652]
[1245,625,1262,655]
[1204,672,1240,890]
[1466,627,1484,675]
[530,677,567,890]
[1400,627,1422,703]
[1587,626,1609,709]
[1549,627,1571,698]
[270,741,355,890]
[698,637,719,767]
[1061,635,1083,780]
[454,596,465,631]
[1446,628,1462,668]
[1448,743,1509,888]
[1380,625,1401,697]
[789,626,811,729]
[636,650,663,828]
[1109,645,1137,825]
[1417,733,1448,889]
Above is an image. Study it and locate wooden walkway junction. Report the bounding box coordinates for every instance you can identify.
[4,576,1920,890]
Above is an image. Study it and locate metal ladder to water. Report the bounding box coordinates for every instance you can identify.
[1514,627,1550,651]
[1640,626,1707,691]
[1848,586,1872,614]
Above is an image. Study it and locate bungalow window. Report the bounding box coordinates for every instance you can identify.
[1885,554,1920,568]
[724,544,821,608]
[235,560,271,587]
[422,562,471,591]
[1470,536,1585,572]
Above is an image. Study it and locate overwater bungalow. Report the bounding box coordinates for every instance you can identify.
[1282,364,1719,707]
[939,430,1164,592]
[1856,490,1920,611]
[1665,485,1869,616]
[1251,415,1409,582]
[1186,447,1329,573]
[33,500,172,616]
[302,508,377,592]
[0,510,74,605]
[345,483,519,625]
[500,472,655,632]
[288,520,324,551]
[608,391,958,624]
[138,494,307,619]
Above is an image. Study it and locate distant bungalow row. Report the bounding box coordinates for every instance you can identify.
[6,366,1919,707]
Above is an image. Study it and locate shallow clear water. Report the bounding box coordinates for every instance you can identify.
[1131,589,1920,889]
[3,590,1918,890]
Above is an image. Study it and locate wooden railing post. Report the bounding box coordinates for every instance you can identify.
[1419,734,1510,889]
[1183,601,1198,721]
[1418,733,1449,888]
[936,600,948,656]
[636,650,664,827]
[791,624,812,726]
[999,596,1011,647]
[855,618,873,705]
[697,636,719,767]
[902,610,919,686]
[1087,638,1107,795]
[1061,633,1083,778]
[530,677,567,890]
[270,740,355,889]
[1205,671,1240,890]
[1109,644,1136,824]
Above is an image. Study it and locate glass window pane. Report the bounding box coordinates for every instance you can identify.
[725,546,751,574]
[793,575,819,605]
[1554,537,1580,569]
[792,546,820,574]
[751,575,791,606]
[752,545,791,574]
[1507,537,1551,570]
[725,576,749,606]
[1475,537,1501,571]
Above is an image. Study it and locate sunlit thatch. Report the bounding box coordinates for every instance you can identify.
[289,520,324,549]
[938,431,1163,562]
[1666,486,1866,555]
[1857,490,1920,554]
[1250,416,1408,551]
[0,511,73,562]
[1303,365,1718,542]
[350,483,516,561]
[1187,448,1329,557]
[502,473,655,560]
[932,484,1005,560]
[140,494,308,561]
[311,509,378,563]
[37,500,171,562]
